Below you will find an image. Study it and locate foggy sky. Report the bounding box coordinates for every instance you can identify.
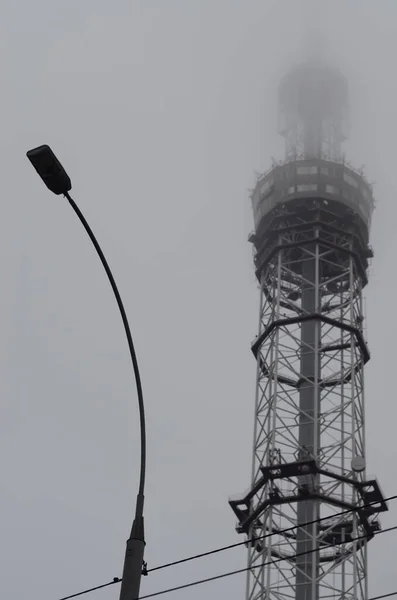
[0,1,396,599]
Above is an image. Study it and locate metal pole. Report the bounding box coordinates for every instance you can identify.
[64,191,146,600]
[295,246,320,600]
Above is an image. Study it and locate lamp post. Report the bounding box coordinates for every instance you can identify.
[26,144,146,600]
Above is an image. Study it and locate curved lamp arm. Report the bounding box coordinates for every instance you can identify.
[64,192,146,600]
[64,191,146,503]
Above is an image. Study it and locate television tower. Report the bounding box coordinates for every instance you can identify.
[229,60,388,600]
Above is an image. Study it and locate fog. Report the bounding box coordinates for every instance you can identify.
[0,1,396,599]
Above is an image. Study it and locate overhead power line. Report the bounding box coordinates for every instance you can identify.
[137,525,397,599]
[58,579,120,600]
[56,501,397,600]
[148,493,397,574]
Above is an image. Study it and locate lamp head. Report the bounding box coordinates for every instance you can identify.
[26,144,72,195]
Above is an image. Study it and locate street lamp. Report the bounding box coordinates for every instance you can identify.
[26,144,146,600]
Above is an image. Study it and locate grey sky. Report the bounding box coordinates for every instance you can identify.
[0,1,396,599]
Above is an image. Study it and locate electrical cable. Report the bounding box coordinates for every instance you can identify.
[55,494,397,600]
[148,493,397,573]
[137,525,397,600]
[151,591,397,600]
[58,526,397,599]
[57,579,121,600]
[371,594,397,600]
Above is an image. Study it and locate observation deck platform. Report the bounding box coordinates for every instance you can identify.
[250,158,374,241]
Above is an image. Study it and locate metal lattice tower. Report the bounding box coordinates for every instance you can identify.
[229,60,387,600]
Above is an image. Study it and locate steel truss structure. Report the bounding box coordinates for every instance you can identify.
[230,200,387,600]
[230,60,387,600]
